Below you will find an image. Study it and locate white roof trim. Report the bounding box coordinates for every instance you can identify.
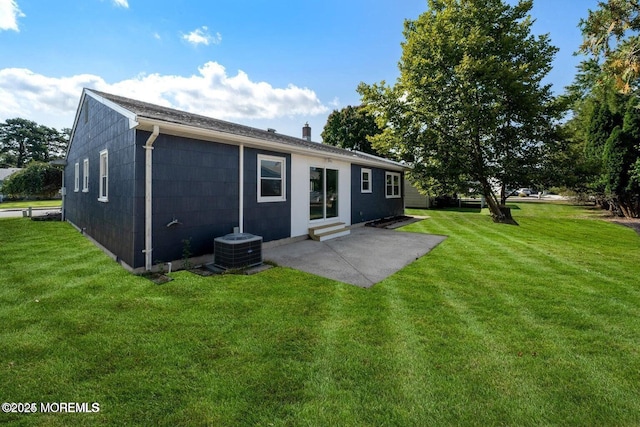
[136,117,407,171]
[84,90,139,129]
[65,89,139,159]
[349,149,407,169]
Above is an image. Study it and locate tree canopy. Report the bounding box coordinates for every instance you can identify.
[321,105,382,155]
[0,118,69,168]
[579,0,640,94]
[358,0,560,221]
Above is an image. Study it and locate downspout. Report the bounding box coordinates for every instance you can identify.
[239,144,244,233]
[61,172,65,222]
[143,125,160,271]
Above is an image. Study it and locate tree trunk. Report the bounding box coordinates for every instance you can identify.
[500,182,507,206]
[480,179,504,220]
[478,178,519,224]
[618,195,637,219]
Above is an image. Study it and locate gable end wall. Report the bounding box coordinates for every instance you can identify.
[64,96,137,267]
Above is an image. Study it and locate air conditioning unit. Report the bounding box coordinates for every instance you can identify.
[214,233,263,270]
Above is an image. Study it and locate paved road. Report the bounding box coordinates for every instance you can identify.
[0,208,61,218]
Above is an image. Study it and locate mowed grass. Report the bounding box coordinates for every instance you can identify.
[1,203,639,426]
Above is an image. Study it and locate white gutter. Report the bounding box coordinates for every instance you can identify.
[143,125,160,271]
[239,144,244,233]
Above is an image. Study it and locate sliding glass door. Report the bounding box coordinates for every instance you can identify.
[310,167,338,220]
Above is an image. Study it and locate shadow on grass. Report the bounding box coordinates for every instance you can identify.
[436,207,483,213]
[494,217,520,226]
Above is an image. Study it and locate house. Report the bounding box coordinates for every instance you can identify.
[63,89,406,271]
[0,168,22,186]
[404,179,431,209]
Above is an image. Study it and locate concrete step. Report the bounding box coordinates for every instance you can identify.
[315,228,351,242]
[309,222,350,241]
[309,222,346,235]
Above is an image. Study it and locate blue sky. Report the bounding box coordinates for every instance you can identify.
[1,0,599,140]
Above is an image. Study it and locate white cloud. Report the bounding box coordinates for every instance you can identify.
[0,0,25,32]
[0,62,328,130]
[112,0,129,8]
[182,26,222,46]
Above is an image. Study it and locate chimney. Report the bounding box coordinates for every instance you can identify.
[302,122,311,141]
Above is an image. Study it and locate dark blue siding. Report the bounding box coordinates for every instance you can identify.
[146,133,240,265]
[64,96,138,267]
[66,96,399,269]
[350,164,404,224]
[242,148,291,242]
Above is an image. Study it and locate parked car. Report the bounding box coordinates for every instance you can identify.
[516,188,535,196]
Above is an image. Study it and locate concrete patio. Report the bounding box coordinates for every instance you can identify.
[263,224,447,287]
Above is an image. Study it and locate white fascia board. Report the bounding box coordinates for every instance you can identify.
[84,90,139,129]
[65,91,86,159]
[350,149,408,170]
[136,117,407,172]
[65,89,139,160]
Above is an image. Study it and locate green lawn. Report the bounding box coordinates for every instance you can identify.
[1,203,639,426]
[0,199,61,209]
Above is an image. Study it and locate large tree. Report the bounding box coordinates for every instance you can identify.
[0,118,68,168]
[321,105,382,155]
[603,97,640,217]
[358,0,560,221]
[562,76,640,218]
[576,0,640,217]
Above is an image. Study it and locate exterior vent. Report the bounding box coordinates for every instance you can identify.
[214,233,263,270]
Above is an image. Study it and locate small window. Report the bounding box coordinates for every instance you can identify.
[74,162,79,192]
[385,172,401,198]
[361,168,372,193]
[99,150,108,202]
[258,154,286,202]
[82,159,89,192]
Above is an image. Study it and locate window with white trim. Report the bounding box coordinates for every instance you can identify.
[258,154,286,202]
[82,158,89,192]
[74,162,79,192]
[361,168,372,193]
[385,172,401,198]
[99,150,108,202]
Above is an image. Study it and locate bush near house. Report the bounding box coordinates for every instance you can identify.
[0,162,62,199]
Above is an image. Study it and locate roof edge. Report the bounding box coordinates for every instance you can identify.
[84,89,139,129]
[65,88,139,160]
[136,117,407,171]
